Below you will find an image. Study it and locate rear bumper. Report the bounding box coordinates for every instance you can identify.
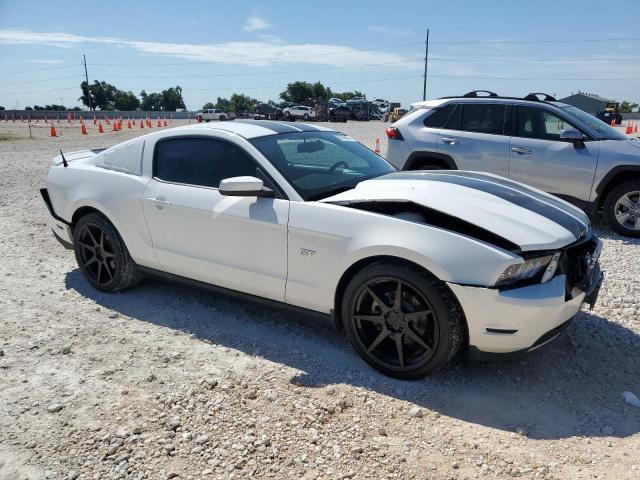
[448,268,603,357]
[40,188,73,249]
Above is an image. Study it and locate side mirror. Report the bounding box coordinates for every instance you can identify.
[218,176,274,197]
[560,129,585,147]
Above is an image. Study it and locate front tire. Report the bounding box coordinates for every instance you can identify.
[73,212,141,292]
[603,180,640,237]
[341,261,464,379]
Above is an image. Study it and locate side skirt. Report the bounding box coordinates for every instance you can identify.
[136,265,335,329]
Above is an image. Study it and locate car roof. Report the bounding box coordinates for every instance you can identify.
[172,120,334,139]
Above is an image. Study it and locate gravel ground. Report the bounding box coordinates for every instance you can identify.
[0,119,639,480]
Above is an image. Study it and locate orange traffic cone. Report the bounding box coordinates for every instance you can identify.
[374,138,381,154]
[626,123,632,134]
[50,124,57,137]
[93,116,97,125]
[140,120,144,129]
[635,122,638,133]
[80,115,84,124]
[132,118,136,125]
[163,117,168,127]
[157,117,161,127]
[81,123,87,135]
[127,120,132,129]
[112,121,117,132]
[98,122,104,133]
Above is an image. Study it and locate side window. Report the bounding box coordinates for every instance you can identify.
[154,138,258,188]
[423,104,455,128]
[460,104,506,135]
[516,106,574,141]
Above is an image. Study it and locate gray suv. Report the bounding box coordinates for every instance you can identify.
[386,91,640,237]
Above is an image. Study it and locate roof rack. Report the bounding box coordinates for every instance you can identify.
[462,90,498,98]
[523,92,557,102]
[437,91,559,104]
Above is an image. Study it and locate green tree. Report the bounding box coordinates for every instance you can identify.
[202,102,216,110]
[79,80,119,110]
[161,86,186,111]
[280,81,315,103]
[215,97,232,111]
[45,104,66,111]
[0,106,4,110]
[619,101,639,113]
[114,90,140,111]
[230,93,258,112]
[140,90,164,111]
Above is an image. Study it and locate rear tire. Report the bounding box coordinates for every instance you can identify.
[341,261,464,379]
[73,212,141,292]
[603,180,640,237]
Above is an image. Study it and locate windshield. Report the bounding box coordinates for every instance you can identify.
[250,131,396,201]
[561,105,627,140]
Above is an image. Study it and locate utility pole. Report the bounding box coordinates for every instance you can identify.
[422,29,430,101]
[83,54,93,111]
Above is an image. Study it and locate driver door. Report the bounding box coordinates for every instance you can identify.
[142,136,289,302]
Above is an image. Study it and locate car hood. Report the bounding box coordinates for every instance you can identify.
[321,171,590,251]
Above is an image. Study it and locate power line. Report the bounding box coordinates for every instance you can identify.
[0,63,82,76]
[430,37,640,45]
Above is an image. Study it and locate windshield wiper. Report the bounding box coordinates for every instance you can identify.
[307,185,355,201]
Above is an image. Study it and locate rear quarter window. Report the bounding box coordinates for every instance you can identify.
[423,104,455,128]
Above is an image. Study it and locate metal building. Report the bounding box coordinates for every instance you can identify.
[558,91,613,115]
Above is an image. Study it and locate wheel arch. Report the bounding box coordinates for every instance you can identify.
[403,151,458,171]
[332,255,468,344]
[595,166,640,207]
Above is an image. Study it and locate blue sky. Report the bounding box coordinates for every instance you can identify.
[1,0,639,110]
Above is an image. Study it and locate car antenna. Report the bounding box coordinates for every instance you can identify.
[59,148,68,168]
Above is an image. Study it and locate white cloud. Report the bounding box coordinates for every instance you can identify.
[0,29,417,69]
[243,15,271,32]
[369,25,414,38]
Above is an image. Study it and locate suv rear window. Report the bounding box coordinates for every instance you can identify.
[460,104,506,135]
[424,104,455,128]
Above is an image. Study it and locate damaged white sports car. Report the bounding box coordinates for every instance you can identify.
[41,121,603,378]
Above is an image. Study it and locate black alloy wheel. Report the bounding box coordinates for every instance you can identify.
[76,221,117,287]
[342,261,464,379]
[73,212,141,292]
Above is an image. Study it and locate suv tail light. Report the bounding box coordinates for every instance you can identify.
[386,127,404,140]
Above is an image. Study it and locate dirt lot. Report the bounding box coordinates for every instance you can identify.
[0,119,639,480]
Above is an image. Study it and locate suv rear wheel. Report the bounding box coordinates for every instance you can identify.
[603,180,640,237]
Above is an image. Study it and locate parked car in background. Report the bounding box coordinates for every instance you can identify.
[283,105,316,120]
[196,109,235,122]
[41,120,601,379]
[386,91,640,237]
[254,103,282,120]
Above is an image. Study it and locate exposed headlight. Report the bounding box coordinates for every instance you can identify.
[496,253,560,287]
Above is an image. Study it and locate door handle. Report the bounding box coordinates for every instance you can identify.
[511,147,532,155]
[441,137,457,145]
[145,197,172,209]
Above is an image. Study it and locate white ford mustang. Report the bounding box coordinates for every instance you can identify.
[41,120,603,378]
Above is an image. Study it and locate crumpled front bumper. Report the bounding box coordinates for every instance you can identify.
[40,188,73,250]
[448,265,603,358]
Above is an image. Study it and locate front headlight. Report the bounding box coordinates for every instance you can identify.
[496,252,560,287]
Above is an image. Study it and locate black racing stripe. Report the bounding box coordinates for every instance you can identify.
[416,170,589,225]
[232,119,301,133]
[383,172,586,239]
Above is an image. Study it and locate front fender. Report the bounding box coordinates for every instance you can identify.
[285,201,518,314]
